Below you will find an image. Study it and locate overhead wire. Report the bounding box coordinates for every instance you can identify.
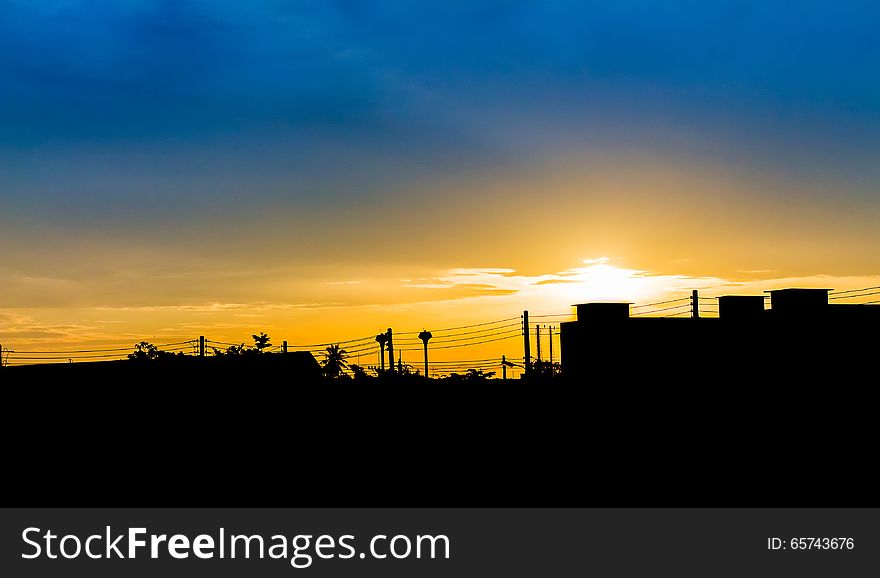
[830,290,880,300]
[830,285,880,295]
[395,316,522,335]
[630,303,692,316]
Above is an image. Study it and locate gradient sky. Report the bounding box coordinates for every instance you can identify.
[2,1,879,367]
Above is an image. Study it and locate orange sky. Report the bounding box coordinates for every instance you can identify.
[3,153,880,373]
[3,3,880,375]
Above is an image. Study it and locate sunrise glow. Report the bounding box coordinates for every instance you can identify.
[2,3,879,375]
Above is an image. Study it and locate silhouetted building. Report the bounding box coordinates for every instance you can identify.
[718,296,764,321]
[767,288,830,319]
[576,302,631,323]
[3,349,323,383]
[560,288,879,382]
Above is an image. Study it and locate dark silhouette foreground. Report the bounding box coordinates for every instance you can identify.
[3,290,876,506]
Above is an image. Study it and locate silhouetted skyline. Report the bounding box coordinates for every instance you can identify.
[1,2,879,361]
[3,284,879,381]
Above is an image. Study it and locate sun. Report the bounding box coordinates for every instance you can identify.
[526,258,705,314]
[545,258,653,305]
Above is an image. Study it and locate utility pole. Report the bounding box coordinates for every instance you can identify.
[418,330,432,378]
[386,328,395,374]
[376,333,388,372]
[522,311,531,377]
[502,355,507,380]
[549,326,553,369]
[282,340,288,354]
[199,336,205,357]
[692,289,700,319]
[536,325,542,363]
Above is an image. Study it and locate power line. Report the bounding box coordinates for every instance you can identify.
[209,334,376,350]
[333,345,378,357]
[10,352,132,361]
[10,338,196,354]
[630,303,691,316]
[396,316,521,335]
[428,360,500,367]
[403,321,521,340]
[830,290,880,300]
[428,333,520,350]
[529,313,575,318]
[422,358,502,365]
[417,328,522,346]
[392,327,523,347]
[394,323,522,345]
[292,334,378,347]
[154,340,199,348]
[9,345,134,354]
[7,345,195,360]
[830,285,880,295]
[630,297,690,308]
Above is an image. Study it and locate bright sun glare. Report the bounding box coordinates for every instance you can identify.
[530,258,697,309]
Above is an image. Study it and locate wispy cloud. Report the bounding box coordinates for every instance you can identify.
[94,302,346,313]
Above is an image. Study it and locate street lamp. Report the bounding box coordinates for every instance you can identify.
[418,330,432,378]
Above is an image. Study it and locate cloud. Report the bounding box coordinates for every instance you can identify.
[446,268,517,275]
[0,320,104,342]
[0,312,33,324]
[533,279,580,285]
[581,257,610,265]
[94,302,346,313]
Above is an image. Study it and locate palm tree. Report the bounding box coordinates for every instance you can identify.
[322,344,349,378]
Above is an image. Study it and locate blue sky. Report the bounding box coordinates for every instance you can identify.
[1,0,879,311]
[3,2,877,157]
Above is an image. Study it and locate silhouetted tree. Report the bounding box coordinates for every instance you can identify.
[211,343,248,356]
[252,332,271,352]
[228,344,249,356]
[444,368,496,382]
[322,344,348,378]
[465,368,496,380]
[349,364,371,380]
[127,341,184,361]
[128,341,159,361]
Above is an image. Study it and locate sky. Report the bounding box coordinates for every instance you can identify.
[1,1,879,370]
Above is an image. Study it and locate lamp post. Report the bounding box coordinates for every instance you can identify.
[418,330,432,378]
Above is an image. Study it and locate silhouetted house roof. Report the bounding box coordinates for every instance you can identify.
[766,288,831,318]
[574,302,631,323]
